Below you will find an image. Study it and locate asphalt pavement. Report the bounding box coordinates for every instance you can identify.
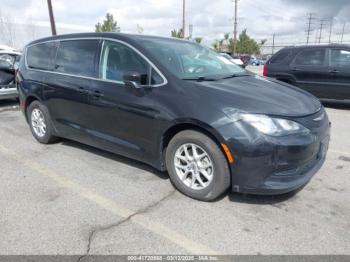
[0,95,349,255]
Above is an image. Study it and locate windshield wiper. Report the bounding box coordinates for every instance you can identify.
[182,76,218,81]
[221,73,250,79]
[221,74,249,79]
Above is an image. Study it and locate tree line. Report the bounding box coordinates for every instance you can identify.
[95,13,266,55]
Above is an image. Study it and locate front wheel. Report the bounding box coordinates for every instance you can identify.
[166,130,231,201]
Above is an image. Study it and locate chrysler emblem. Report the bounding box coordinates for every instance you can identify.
[313,113,325,122]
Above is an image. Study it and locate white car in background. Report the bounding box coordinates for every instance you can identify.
[0,50,21,100]
[219,52,245,68]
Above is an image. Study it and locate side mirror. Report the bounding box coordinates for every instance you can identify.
[123,71,142,89]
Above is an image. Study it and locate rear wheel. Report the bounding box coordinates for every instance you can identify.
[27,101,58,144]
[166,130,231,201]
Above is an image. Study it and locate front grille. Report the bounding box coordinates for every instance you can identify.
[292,107,328,130]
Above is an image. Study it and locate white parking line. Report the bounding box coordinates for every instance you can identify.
[0,144,219,255]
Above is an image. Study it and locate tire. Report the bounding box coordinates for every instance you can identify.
[166,130,231,201]
[27,101,58,144]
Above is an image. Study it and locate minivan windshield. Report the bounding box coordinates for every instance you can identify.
[141,38,246,80]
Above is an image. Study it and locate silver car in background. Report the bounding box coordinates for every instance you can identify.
[0,50,21,100]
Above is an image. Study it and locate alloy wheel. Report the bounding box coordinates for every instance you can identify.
[31,108,47,138]
[174,143,214,190]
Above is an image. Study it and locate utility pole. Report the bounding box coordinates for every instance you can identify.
[306,13,316,44]
[315,28,319,44]
[189,24,193,40]
[233,0,238,55]
[318,20,325,44]
[328,18,333,43]
[182,0,186,38]
[340,22,346,43]
[272,33,275,55]
[47,0,57,35]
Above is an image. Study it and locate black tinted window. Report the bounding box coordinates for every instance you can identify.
[330,49,350,67]
[27,42,57,70]
[100,41,149,84]
[269,50,291,64]
[295,49,325,66]
[55,40,99,77]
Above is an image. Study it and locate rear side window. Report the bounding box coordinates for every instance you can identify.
[26,42,58,70]
[294,49,326,66]
[269,50,292,64]
[55,40,99,78]
[330,49,350,67]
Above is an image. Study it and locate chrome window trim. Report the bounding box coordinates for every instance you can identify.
[24,37,168,87]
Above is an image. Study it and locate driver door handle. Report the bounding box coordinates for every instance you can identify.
[329,69,339,74]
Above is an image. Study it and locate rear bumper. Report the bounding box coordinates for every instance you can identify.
[0,85,18,100]
[217,109,330,195]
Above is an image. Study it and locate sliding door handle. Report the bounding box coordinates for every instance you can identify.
[328,69,339,74]
[91,90,104,98]
[77,87,88,94]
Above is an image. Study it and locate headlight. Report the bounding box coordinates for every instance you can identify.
[240,114,310,136]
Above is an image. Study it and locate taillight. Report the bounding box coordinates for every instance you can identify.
[263,64,267,77]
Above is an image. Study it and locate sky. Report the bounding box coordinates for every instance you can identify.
[0,0,350,52]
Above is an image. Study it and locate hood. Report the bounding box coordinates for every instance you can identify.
[193,75,321,117]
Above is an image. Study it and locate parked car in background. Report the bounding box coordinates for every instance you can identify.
[264,44,350,100]
[248,56,260,66]
[0,50,21,100]
[219,52,245,68]
[240,55,251,67]
[18,33,330,201]
[0,44,17,52]
[259,58,267,65]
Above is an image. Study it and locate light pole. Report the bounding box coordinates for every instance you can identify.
[233,0,238,55]
[182,0,186,38]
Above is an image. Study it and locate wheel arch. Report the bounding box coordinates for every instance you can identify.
[24,94,41,121]
[160,120,232,172]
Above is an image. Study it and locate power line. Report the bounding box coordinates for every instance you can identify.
[318,19,326,44]
[306,13,316,44]
[328,17,333,43]
[47,0,56,36]
[340,22,346,43]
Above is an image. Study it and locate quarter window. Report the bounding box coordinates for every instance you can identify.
[269,50,292,64]
[330,49,350,67]
[151,68,163,85]
[294,49,325,66]
[27,42,58,70]
[55,40,99,78]
[100,41,149,84]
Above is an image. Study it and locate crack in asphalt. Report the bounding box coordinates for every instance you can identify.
[77,190,176,262]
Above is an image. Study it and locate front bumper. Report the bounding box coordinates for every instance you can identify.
[0,84,18,100]
[218,108,330,195]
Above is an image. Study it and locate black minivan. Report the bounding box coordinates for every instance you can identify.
[264,44,350,100]
[17,33,330,201]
